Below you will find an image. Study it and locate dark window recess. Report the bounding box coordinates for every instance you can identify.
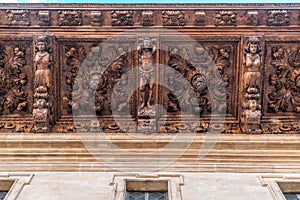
[0,191,8,200]
[125,191,168,200]
[284,193,300,200]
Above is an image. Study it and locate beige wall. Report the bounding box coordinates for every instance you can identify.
[17,172,274,200]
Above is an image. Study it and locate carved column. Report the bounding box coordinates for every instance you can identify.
[137,37,157,133]
[240,36,263,134]
[32,36,52,133]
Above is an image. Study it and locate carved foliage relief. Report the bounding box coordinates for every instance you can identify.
[214,11,237,26]
[266,43,300,114]
[0,43,29,115]
[162,11,185,26]
[162,41,236,117]
[267,10,290,26]
[61,40,133,117]
[111,11,133,26]
[6,10,30,26]
[58,10,82,26]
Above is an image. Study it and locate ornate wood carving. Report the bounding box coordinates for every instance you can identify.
[267,10,290,26]
[38,11,50,26]
[214,11,237,26]
[91,11,102,26]
[111,10,133,26]
[6,10,30,26]
[58,10,82,26]
[195,11,206,26]
[32,36,52,133]
[0,45,28,114]
[162,11,185,26]
[142,11,154,26]
[267,46,300,113]
[246,11,259,26]
[241,37,262,134]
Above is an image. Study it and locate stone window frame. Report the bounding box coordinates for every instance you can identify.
[0,173,33,200]
[110,173,184,200]
[259,175,300,200]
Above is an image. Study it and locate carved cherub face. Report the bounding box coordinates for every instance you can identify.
[89,73,104,90]
[37,41,46,52]
[249,44,258,54]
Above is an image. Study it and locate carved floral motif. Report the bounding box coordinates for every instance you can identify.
[268,46,300,113]
[58,10,82,26]
[267,10,290,26]
[162,11,185,26]
[6,10,30,26]
[0,45,28,114]
[111,11,133,26]
[214,11,237,26]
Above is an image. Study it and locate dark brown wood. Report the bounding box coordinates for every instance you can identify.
[0,3,299,134]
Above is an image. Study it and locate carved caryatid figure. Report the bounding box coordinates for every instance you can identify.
[243,37,262,90]
[32,36,52,133]
[34,36,51,90]
[138,37,156,113]
[241,37,262,134]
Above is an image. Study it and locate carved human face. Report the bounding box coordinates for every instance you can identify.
[89,73,104,90]
[143,39,151,48]
[37,42,46,51]
[249,44,258,54]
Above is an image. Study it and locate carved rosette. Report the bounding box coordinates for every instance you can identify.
[241,37,262,134]
[91,11,102,26]
[268,47,300,113]
[142,11,154,26]
[6,10,30,26]
[195,11,206,26]
[246,11,259,26]
[214,11,237,26]
[38,11,50,26]
[0,45,28,115]
[267,10,290,26]
[32,36,52,133]
[58,10,82,26]
[111,10,133,26]
[162,11,185,26]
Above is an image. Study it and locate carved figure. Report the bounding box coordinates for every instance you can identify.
[34,36,51,89]
[243,37,262,90]
[137,37,156,113]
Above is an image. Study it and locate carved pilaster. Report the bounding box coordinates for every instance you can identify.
[32,36,52,133]
[241,37,262,134]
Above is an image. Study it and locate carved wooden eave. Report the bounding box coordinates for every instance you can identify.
[0,3,299,172]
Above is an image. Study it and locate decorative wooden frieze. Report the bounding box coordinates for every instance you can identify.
[246,11,259,26]
[38,11,50,26]
[111,10,133,26]
[268,46,300,113]
[142,11,154,26]
[32,36,52,133]
[195,11,206,26]
[58,10,82,26]
[6,10,30,26]
[214,10,237,26]
[91,11,102,26]
[0,45,28,114]
[162,11,185,26]
[267,10,290,26]
[241,37,262,134]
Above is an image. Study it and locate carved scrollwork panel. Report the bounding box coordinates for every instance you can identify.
[162,11,185,26]
[264,41,300,117]
[214,11,237,26]
[0,41,31,116]
[111,10,133,26]
[6,10,30,26]
[58,10,82,26]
